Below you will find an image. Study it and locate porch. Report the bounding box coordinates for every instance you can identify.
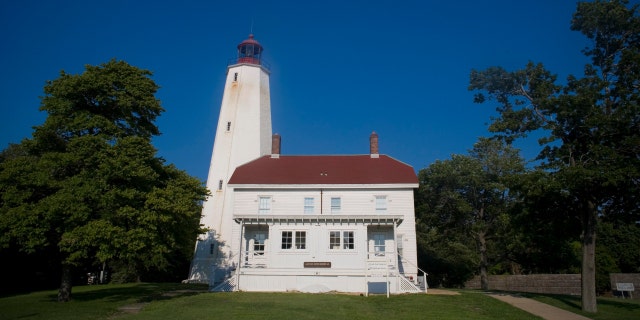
[209,214,426,294]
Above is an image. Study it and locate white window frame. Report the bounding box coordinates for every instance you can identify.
[295,231,306,249]
[329,230,355,251]
[329,231,341,250]
[281,230,307,250]
[304,197,314,214]
[253,233,266,256]
[259,196,271,214]
[375,196,387,213]
[342,231,354,249]
[374,234,386,256]
[330,197,341,214]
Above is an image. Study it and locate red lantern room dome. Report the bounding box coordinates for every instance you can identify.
[237,34,263,65]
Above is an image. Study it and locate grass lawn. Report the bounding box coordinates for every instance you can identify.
[1,283,638,320]
[115,290,541,320]
[0,283,198,320]
[525,293,640,320]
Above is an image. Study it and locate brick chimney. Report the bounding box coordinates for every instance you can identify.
[271,133,281,158]
[370,131,379,158]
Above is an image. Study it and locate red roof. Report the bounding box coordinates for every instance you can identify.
[237,34,262,48]
[228,155,418,185]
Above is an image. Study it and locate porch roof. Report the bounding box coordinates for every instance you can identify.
[233,214,404,225]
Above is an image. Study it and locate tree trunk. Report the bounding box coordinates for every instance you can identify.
[478,231,489,291]
[57,264,73,302]
[581,200,597,313]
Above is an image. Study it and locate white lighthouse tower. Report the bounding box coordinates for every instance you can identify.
[188,34,272,284]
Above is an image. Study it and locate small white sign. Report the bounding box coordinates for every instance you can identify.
[616,283,635,291]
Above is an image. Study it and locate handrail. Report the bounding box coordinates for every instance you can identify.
[396,252,429,293]
[396,252,428,275]
[227,58,271,70]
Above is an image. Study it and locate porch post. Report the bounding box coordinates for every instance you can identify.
[237,220,245,291]
[386,263,390,298]
[365,223,369,297]
[393,219,399,271]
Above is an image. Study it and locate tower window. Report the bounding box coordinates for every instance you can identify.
[226,121,231,131]
[218,180,223,190]
[233,73,238,81]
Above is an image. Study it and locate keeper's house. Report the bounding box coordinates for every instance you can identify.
[223,133,423,294]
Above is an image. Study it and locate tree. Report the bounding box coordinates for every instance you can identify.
[505,170,582,275]
[468,0,639,312]
[0,60,208,302]
[416,138,524,289]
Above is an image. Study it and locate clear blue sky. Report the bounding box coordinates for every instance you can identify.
[1,0,591,181]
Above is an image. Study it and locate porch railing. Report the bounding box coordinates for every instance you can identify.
[397,252,428,293]
[240,250,267,268]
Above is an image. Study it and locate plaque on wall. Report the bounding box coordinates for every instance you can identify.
[304,262,331,268]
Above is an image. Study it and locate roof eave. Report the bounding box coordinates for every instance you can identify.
[227,183,419,189]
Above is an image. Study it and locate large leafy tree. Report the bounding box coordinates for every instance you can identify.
[505,170,582,275]
[416,138,524,289]
[0,60,207,302]
[468,0,639,312]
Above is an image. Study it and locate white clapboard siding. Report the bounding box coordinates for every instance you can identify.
[230,186,419,279]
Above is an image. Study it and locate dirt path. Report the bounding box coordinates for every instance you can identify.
[111,289,208,318]
[427,289,460,295]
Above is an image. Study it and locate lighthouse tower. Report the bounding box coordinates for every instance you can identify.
[188,34,272,283]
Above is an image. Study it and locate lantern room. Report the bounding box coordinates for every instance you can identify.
[237,34,263,65]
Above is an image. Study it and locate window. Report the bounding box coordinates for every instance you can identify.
[343,231,354,249]
[329,231,341,249]
[209,243,215,255]
[304,197,314,214]
[233,72,238,81]
[259,196,271,214]
[218,180,223,190]
[226,121,231,131]
[253,233,266,255]
[375,196,387,213]
[295,231,306,249]
[374,234,386,256]
[281,231,292,249]
[329,231,355,250]
[331,197,341,214]
[281,231,306,250]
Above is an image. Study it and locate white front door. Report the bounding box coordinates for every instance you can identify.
[373,233,386,256]
[246,231,268,266]
[368,232,391,260]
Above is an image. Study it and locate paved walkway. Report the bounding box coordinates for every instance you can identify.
[487,293,592,320]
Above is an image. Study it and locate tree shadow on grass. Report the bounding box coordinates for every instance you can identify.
[45,283,208,303]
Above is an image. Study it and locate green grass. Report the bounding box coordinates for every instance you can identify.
[0,283,206,320]
[115,290,541,320]
[1,283,636,320]
[524,293,640,320]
